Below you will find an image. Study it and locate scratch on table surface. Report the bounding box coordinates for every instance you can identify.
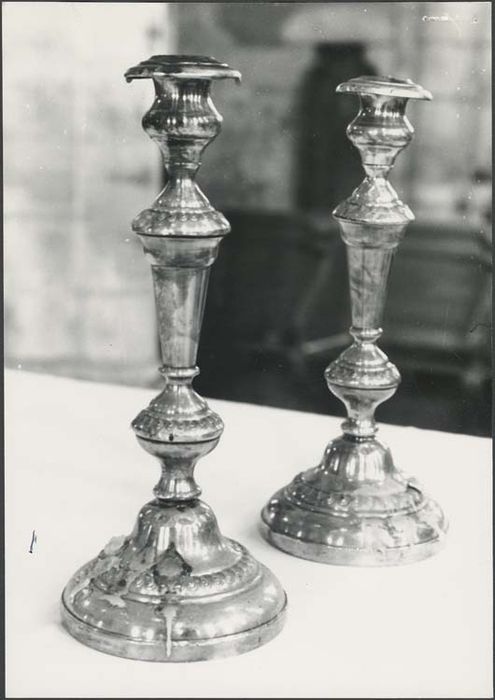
[29,530,37,553]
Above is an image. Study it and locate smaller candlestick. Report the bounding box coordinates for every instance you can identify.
[261,76,448,566]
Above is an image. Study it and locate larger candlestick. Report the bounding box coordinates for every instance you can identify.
[61,55,286,661]
[261,76,448,566]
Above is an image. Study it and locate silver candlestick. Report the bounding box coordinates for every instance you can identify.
[261,76,448,566]
[61,55,286,661]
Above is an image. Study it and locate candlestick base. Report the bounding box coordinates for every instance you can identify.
[62,499,287,662]
[261,435,448,566]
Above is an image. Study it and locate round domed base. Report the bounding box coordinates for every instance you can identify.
[61,569,286,662]
[62,499,287,662]
[261,437,448,567]
[260,498,446,567]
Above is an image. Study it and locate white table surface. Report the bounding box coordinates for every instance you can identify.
[5,369,493,698]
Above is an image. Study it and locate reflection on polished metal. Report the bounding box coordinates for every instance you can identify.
[61,55,286,661]
[261,76,448,566]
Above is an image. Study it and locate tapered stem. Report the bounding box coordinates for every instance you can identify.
[152,266,210,369]
[347,247,394,337]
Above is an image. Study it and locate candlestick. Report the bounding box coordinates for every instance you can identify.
[261,76,448,566]
[61,55,286,661]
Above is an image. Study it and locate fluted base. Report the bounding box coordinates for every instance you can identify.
[62,499,286,662]
[261,435,448,566]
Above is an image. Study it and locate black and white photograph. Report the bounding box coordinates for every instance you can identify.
[3,1,492,697]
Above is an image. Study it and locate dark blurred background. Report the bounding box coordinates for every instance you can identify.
[3,2,492,436]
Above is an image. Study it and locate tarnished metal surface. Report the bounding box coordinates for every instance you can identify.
[62,55,286,661]
[261,76,448,566]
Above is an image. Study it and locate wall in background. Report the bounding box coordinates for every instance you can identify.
[177,1,491,220]
[4,2,173,384]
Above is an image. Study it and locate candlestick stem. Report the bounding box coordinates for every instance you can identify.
[62,56,286,660]
[261,76,448,566]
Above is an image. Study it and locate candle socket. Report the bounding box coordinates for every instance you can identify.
[261,76,448,566]
[61,56,286,661]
